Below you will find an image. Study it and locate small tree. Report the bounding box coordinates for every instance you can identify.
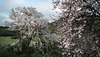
[53,0,100,57]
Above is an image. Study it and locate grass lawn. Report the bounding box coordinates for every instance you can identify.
[0,37,16,45]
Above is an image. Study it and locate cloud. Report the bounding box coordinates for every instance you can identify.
[0,14,9,26]
[28,0,61,22]
[0,0,61,26]
[6,0,27,8]
[0,0,27,26]
[0,15,9,18]
[0,0,27,12]
[32,0,61,15]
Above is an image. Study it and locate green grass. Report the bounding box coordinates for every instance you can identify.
[0,37,16,45]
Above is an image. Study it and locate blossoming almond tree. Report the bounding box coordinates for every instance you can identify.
[5,7,57,52]
[53,0,100,57]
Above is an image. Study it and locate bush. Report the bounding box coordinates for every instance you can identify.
[0,29,19,37]
[0,47,25,57]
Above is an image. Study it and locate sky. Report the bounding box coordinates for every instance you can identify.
[0,0,61,26]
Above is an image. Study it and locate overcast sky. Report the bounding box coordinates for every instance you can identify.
[0,0,61,26]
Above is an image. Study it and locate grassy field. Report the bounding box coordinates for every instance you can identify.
[0,37,16,45]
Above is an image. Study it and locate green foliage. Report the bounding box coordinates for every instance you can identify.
[48,21,58,33]
[0,47,26,57]
[0,47,62,57]
[0,26,19,37]
[0,29,19,37]
[0,26,9,29]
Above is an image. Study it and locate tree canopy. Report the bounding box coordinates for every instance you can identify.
[53,0,100,56]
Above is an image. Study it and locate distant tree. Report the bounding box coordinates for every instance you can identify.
[0,26,9,29]
[53,0,100,57]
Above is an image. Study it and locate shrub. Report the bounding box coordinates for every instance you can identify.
[0,29,18,36]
